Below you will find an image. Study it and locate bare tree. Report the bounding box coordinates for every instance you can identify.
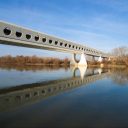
[112,46,128,57]
[111,46,128,66]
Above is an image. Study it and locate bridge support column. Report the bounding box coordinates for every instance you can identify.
[98,56,103,62]
[70,53,87,67]
[70,53,78,66]
[78,53,87,66]
[92,56,95,62]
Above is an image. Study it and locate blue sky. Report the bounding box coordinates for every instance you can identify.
[0,0,128,57]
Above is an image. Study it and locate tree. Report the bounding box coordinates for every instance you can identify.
[111,46,128,66]
[112,46,128,57]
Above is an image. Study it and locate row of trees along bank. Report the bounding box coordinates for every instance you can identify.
[0,55,70,66]
[0,46,127,67]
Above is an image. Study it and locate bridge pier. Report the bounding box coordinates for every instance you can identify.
[70,53,87,67]
[98,56,103,62]
[92,56,95,62]
[70,53,78,66]
[108,57,111,61]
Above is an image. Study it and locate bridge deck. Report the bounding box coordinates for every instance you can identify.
[0,21,108,57]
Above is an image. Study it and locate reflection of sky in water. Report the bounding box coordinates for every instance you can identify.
[0,67,128,89]
[0,68,128,128]
[0,77,128,128]
[0,68,72,89]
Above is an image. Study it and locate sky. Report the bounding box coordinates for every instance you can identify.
[0,0,128,57]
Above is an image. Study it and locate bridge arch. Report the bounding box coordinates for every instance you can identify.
[71,53,87,67]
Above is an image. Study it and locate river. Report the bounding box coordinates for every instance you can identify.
[0,66,128,128]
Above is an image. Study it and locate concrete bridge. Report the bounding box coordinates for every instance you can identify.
[0,21,109,66]
[0,68,110,112]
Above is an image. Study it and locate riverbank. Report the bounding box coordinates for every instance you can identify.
[0,55,127,68]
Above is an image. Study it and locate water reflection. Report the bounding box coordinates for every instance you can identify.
[71,66,107,80]
[0,66,71,89]
[111,68,128,85]
[0,66,128,128]
[0,67,109,112]
[0,64,69,71]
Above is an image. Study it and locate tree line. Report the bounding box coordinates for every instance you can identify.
[0,55,70,66]
[0,46,127,67]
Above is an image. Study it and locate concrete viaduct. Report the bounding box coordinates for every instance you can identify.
[0,21,109,66]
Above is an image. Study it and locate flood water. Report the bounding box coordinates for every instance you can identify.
[0,66,128,128]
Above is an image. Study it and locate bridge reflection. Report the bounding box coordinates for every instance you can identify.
[0,68,110,112]
[71,66,105,80]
